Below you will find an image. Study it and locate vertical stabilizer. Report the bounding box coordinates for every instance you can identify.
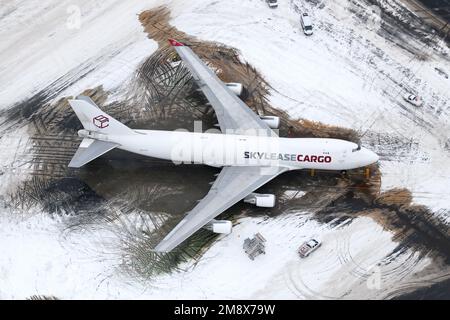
[68,96,134,135]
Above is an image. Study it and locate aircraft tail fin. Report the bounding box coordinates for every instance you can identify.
[68,138,119,168]
[67,96,134,167]
[68,96,134,135]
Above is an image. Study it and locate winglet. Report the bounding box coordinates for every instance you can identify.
[168,38,184,46]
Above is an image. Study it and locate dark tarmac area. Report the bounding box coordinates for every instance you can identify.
[395,277,450,299]
[417,0,450,23]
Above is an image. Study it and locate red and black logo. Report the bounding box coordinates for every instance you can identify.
[244,151,332,163]
[93,115,109,129]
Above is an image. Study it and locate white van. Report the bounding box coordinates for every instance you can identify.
[300,13,313,35]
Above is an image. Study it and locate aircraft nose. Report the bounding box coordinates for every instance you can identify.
[363,148,379,165]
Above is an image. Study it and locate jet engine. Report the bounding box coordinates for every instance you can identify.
[225,82,243,96]
[243,193,276,208]
[203,220,232,234]
[259,116,280,129]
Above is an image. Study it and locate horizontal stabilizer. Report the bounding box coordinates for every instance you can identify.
[68,138,119,168]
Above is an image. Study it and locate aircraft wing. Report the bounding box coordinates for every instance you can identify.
[154,166,288,252]
[168,39,275,136]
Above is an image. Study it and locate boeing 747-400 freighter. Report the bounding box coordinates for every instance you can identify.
[67,39,379,252]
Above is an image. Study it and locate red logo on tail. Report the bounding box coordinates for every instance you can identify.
[93,115,109,128]
[168,38,184,46]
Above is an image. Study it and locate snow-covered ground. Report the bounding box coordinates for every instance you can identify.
[0,0,449,299]
[0,208,431,299]
[0,0,159,107]
[173,0,450,214]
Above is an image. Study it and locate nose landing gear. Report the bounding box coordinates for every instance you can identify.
[340,168,371,178]
[365,167,371,179]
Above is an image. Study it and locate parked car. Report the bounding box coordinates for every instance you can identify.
[300,13,313,35]
[403,93,423,107]
[298,239,321,258]
[266,0,278,8]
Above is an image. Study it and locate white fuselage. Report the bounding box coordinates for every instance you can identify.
[85,129,379,171]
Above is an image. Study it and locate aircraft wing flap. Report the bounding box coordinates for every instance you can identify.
[154,166,288,252]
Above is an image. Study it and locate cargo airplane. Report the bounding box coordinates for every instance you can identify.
[67,39,379,252]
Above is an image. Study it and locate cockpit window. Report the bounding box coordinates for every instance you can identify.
[352,144,361,152]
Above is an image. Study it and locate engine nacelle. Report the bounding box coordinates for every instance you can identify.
[259,116,280,129]
[225,82,243,96]
[204,220,232,234]
[243,193,276,208]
